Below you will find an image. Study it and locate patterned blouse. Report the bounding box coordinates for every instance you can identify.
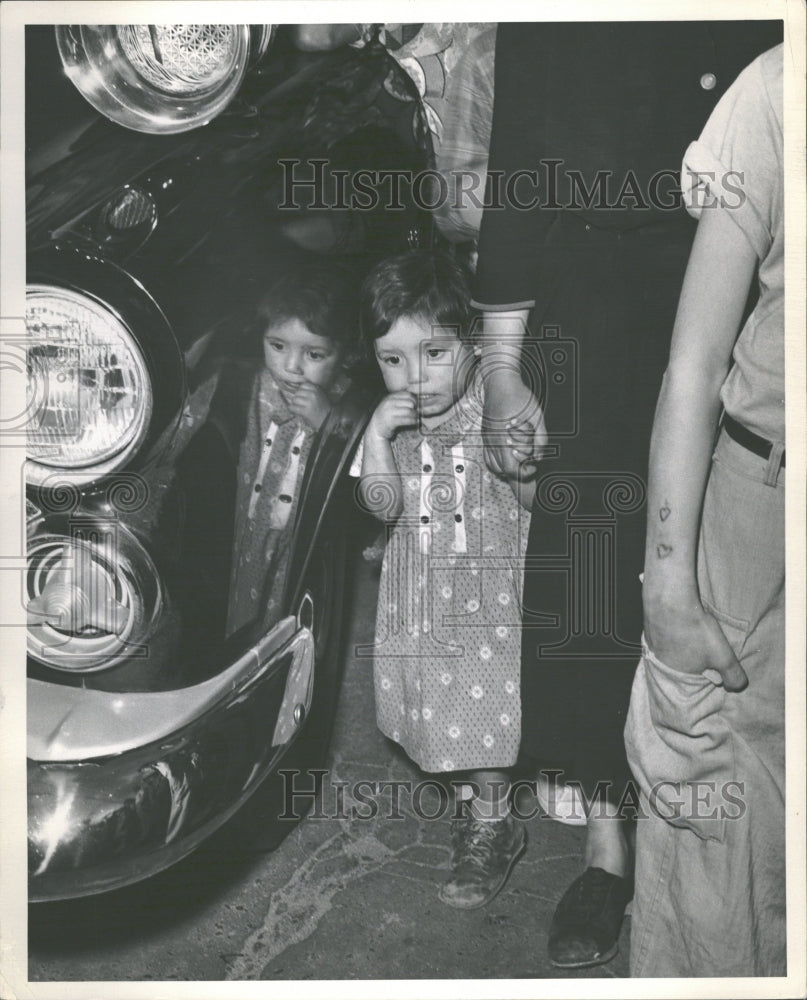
[226,369,315,638]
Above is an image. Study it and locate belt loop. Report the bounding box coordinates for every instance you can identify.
[764,440,785,487]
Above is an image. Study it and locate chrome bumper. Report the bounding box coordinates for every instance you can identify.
[28,616,315,901]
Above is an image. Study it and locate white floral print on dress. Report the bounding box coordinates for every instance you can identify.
[370,379,526,773]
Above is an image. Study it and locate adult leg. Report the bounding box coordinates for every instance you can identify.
[522,225,694,966]
[627,432,785,975]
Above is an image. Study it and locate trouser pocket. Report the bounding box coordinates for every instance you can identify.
[624,638,738,842]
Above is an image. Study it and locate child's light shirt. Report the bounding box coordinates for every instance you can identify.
[354,376,530,772]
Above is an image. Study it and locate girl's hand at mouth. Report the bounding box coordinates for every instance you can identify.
[367,391,419,440]
[287,381,333,430]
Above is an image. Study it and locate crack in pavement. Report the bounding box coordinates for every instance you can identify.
[224,763,438,980]
[224,753,588,979]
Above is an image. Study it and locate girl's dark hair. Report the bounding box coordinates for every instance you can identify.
[360,251,475,344]
[257,261,360,354]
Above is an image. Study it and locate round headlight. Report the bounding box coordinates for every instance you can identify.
[56,24,253,134]
[26,285,152,485]
[117,25,241,93]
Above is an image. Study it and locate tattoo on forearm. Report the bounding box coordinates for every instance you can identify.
[657,502,672,557]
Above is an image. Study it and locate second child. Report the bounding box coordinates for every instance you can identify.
[226,263,359,637]
[354,251,535,908]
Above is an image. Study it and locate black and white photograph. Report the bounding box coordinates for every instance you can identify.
[0,2,805,996]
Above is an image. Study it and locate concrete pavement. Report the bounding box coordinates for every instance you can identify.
[28,554,630,985]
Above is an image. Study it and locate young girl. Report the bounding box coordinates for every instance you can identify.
[226,263,359,638]
[354,251,534,909]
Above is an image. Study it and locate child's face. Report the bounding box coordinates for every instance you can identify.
[263,318,343,400]
[373,315,475,422]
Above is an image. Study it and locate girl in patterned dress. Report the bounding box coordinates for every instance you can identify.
[226,264,359,638]
[354,251,535,908]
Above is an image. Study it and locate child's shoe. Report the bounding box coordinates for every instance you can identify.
[439,814,526,909]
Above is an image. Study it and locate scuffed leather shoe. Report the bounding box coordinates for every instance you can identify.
[439,815,526,909]
[548,866,633,968]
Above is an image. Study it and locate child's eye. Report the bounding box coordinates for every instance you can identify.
[307,351,327,362]
[381,355,400,366]
[267,341,284,352]
[425,348,447,360]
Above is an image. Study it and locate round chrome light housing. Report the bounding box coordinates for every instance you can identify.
[26,285,152,486]
[56,24,253,134]
[27,529,163,673]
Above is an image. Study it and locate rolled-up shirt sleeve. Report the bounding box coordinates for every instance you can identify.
[680,46,781,261]
[472,24,556,311]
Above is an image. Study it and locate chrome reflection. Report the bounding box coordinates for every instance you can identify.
[28,617,314,899]
[153,760,194,842]
[30,774,76,876]
[56,24,256,134]
[27,526,163,672]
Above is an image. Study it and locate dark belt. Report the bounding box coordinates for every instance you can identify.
[723,415,785,468]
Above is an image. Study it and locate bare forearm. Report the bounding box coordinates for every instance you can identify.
[479,310,530,385]
[359,432,404,522]
[642,365,725,609]
[478,309,548,478]
[642,206,757,620]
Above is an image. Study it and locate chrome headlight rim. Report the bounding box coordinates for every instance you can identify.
[27,244,186,489]
[56,24,253,135]
[248,24,276,67]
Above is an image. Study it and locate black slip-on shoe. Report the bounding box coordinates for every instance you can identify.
[548,866,633,969]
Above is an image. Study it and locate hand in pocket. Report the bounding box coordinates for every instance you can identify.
[643,597,748,691]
